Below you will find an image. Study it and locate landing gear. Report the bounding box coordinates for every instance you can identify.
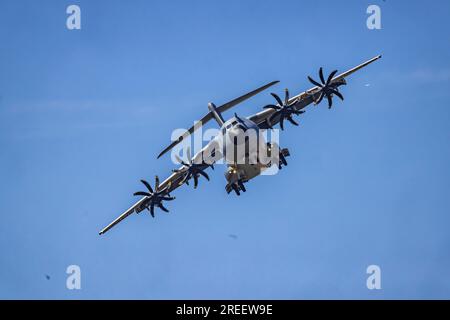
[231,183,240,196]
[237,180,246,192]
[278,148,290,169]
[266,142,290,170]
[226,179,247,196]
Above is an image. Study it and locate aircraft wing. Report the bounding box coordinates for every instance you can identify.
[249,55,382,128]
[98,197,147,235]
[99,139,221,235]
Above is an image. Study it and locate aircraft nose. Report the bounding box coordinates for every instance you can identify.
[228,125,246,139]
[235,124,248,132]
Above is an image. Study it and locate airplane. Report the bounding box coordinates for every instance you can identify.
[99,55,382,235]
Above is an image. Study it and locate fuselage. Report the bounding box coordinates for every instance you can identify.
[215,116,279,190]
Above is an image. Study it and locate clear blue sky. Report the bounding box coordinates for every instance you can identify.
[1,0,449,299]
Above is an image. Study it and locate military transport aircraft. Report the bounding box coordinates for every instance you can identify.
[99,55,381,235]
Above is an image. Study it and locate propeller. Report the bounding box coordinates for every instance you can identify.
[133,176,175,217]
[173,147,214,188]
[263,89,304,130]
[307,68,346,108]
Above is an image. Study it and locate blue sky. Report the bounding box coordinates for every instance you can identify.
[0,0,449,299]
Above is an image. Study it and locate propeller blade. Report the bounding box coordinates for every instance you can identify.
[308,76,323,88]
[159,203,169,213]
[197,170,210,181]
[263,104,281,110]
[319,67,325,84]
[150,203,155,217]
[161,196,175,201]
[326,70,338,85]
[287,117,299,126]
[271,93,284,106]
[327,95,333,108]
[134,191,152,197]
[279,116,285,131]
[154,176,160,192]
[330,88,344,101]
[140,179,153,193]
[284,89,290,105]
[193,175,199,189]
